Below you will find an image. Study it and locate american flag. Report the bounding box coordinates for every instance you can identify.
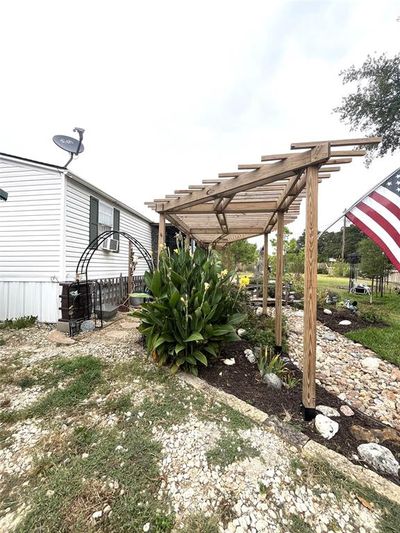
[346,168,400,271]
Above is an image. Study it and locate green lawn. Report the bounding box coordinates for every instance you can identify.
[317,275,400,367]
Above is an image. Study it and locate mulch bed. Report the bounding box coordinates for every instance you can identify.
[316,307,386,334]
[199,341,400,485]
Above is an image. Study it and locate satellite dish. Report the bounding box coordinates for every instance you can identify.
[53,127,85,168]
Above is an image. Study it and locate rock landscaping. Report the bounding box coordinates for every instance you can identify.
[199,329,400,485]
[0,316,399,531]
[286,308,400,431]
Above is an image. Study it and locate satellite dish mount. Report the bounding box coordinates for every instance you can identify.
[53,127,85,168]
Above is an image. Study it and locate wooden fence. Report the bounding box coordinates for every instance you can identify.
[92,275,146,306]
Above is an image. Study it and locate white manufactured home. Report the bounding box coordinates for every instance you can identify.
[0,153,154,323]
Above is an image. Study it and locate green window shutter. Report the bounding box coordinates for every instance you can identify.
[89,196,99,248]
[113,208,120,247]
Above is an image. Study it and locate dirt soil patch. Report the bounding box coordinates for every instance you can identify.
[316,307,386,333]
[199,341,400,486]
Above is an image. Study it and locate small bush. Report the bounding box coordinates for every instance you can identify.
[0,315,37,330]
[359,307,385,324]
[0,338,5,346]
[329,261,350,277]
[135,239,245,375]
[317,263,329,274]
[241,312,275,351]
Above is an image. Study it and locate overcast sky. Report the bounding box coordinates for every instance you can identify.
[1,0,399,243]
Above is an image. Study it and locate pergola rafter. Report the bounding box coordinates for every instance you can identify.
[146,136,381,419]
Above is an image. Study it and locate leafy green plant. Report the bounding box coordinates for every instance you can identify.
[0,315,37,330]
[284,373,300,390]
[241,312,275,351]
[134,239,245,375]
[257,347,299,389]
[258,348,287,378]
[359,307,385,324]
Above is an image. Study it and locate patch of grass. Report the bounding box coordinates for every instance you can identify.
[181,513,220,532]
[103,394,132,414]
[0,315,37,330]
[206,433,259,469]
[0,427,12,449]
[200,400,254,431]
[317,275,400,367]
[0,356,103,424]
[18,425,174,533]
[346,327,400,366]
[289,514,314,533]
[0,337,5,346]
[15,374,36,389]
[290,458,400,533]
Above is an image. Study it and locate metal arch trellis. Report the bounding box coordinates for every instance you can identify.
[75,230,154,282]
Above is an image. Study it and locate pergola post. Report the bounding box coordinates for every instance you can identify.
[302,165,319,420]
[157,213,166,267]
[274,211,284,353]
[262,232,269,315]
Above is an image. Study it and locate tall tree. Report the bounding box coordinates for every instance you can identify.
[221,240,258,271]
[317,224,364,261]
[334,53,400,163]
[358,238,392,300]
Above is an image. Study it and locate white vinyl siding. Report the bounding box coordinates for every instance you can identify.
[0,160,62,281]
[0,281,60,322]
[64,177,152,280]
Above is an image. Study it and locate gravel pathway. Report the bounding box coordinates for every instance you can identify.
[286,308,400,430]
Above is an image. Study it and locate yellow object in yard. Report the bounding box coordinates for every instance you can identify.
[239,275,250,287]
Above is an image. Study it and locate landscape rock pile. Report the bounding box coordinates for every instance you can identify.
[286,308,400,431]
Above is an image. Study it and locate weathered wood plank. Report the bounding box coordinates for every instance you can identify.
[263,233,269,315]
[275,212,284,350]
[158,213,165,267]
[302,165,319,412]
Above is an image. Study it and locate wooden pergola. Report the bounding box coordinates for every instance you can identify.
[146,137,381,419]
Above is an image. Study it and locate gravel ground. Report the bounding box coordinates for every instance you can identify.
[286,308,400,430]
[0,315,396,532]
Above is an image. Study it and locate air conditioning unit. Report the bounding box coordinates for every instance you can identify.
[102,238,119,252]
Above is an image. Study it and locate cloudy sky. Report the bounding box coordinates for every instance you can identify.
[1,0,399,242]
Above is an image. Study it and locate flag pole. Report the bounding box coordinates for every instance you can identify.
[318,167,400,240]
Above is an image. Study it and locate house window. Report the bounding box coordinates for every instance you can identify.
[89,196,120,250]
[98,201,113,234]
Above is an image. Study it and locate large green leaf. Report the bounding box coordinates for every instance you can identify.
[169,290,180,308]
[203,344,217,357]
[175,344,185,354]
[193,351,208,366]
[150,270,162,297]
[228,312,246,325]
[184,332,204,342]
[210,325,235,336]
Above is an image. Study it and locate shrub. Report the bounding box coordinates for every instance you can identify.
[329,261,350,277]
[317,263,329,274]
[0,316,37,330]
[359,307,385,324]
[241,311,275,351]
[134,241,245,375]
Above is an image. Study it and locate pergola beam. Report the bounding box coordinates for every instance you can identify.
[291,136,381,149]
[162,145,330,213]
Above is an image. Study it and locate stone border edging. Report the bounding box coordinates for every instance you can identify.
[178,372,400,506]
